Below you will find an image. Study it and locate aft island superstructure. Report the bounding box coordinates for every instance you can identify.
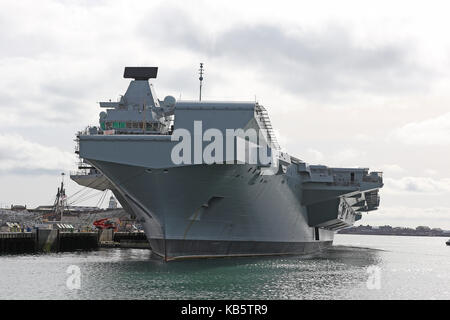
[71,67,383,261]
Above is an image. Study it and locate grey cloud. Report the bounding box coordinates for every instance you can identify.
[0,33,59,59]
[384,177,450,195]
[0,9,60,60]
[141,7,433,100]
[0,62,118,127]
[0,133,76,176]
[56,0,109,7]
[0,0,108,60]
[0,84,90,127]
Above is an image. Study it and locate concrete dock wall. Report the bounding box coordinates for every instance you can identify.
[37,229,59,253]
[114,232,150,248]
[114,232,147,242]
[0,230,149,254]
[0,233,35,254]
[59,232,99,252]
[99,229,114,242]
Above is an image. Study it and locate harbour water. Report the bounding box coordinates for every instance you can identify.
[0,234,449,300]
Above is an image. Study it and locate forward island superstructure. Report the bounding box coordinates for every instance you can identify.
[71,67,383,261]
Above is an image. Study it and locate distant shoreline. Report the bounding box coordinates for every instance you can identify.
[337,233,450,238]
[337,225,450,237]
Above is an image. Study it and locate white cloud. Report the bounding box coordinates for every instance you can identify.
[273,129,291,150]
[383,176,450,195]
[330,148,365,165]
[379,164,405,175]
[301,148,368,166]
[0,134,76,174]
[392,112,450,146]
[304,148,325,164]
[354,133,374,142]
[424,168,437,176]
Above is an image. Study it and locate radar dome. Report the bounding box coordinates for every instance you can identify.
[163,95,176,108]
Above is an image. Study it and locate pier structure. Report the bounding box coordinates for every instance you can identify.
[0,230,149,254]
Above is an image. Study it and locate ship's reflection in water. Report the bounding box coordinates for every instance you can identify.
[1,234,449,300]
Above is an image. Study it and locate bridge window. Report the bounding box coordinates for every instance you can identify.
[112,122,126,129]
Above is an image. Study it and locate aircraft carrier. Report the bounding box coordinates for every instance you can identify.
[71,66,383,261]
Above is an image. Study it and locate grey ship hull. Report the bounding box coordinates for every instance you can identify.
[76,132,382,261]
[87,160,335,260]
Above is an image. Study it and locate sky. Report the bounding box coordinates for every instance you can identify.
[1,0,450,228]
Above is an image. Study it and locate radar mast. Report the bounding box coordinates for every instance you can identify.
[199,63,204,101]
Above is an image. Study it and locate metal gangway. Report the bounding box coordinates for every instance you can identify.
[255,104,281,150]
